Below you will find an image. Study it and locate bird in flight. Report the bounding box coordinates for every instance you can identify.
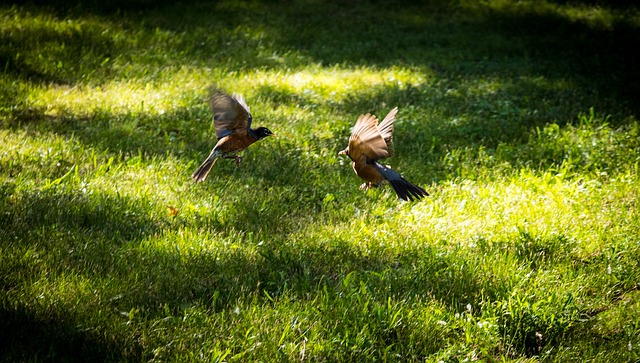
[191,89,276,183]
[339,107,428,201]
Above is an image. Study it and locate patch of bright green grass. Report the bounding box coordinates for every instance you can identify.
[1,0,639,361]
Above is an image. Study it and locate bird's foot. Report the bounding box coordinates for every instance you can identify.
[359,183,371,191]
[223,154,243,167]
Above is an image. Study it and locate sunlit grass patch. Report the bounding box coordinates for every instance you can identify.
[27,71,209,117]
[243,65,428,99]
[22,64,427,120]
[296,167,638,265]
[406,172,637,258]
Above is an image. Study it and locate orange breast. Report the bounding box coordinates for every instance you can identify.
[353,160,384,184]
[216,134,256,154]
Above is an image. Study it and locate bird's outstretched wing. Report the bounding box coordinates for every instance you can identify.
[209,90,252,139]
[347,113,389,163]
[377,107,397,158]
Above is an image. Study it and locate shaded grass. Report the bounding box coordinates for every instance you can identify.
[1,0,640,361]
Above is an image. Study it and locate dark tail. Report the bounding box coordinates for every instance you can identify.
[373,162,428,201]
[191,149,220,183]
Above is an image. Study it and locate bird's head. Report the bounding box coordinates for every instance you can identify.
[338,148,352,161]
[254,127,276,139]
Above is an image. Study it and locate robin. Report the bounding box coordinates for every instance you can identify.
[191,89,276,183]
[339,107,428,201]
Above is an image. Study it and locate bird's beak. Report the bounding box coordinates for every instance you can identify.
[271,134,277,138]
[338,149,347,156]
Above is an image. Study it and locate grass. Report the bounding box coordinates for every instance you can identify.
[1,0,639,361]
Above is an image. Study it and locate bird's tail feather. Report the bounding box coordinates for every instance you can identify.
[387,177,429,201]
[373,162,428,201]
[191,150,220,183]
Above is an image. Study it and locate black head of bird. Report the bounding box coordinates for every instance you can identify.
[339,107,428,201]
[191,89,276,183]
[253,126,276,140]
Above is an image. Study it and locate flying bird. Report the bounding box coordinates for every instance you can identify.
[339,107,428,201]
[191,89,275,183]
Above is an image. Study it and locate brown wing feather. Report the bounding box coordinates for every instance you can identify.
[210,91,251,139]
[377,107,397,158]
[348,113,389,162]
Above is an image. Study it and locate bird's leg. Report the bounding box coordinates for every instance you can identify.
[222,155,243,166]
[360,182,382,190]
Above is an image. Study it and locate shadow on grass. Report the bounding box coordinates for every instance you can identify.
[0,0,211,15]
[483,5,639,114]
[0,6,123,85]
[0,306,137,362]
[0,188,163,280]
[0,188,159,361]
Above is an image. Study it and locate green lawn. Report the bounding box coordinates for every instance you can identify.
[1,0,639,361]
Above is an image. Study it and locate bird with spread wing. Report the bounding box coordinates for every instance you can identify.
[191,89,276,183]
[339,107,428,201]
